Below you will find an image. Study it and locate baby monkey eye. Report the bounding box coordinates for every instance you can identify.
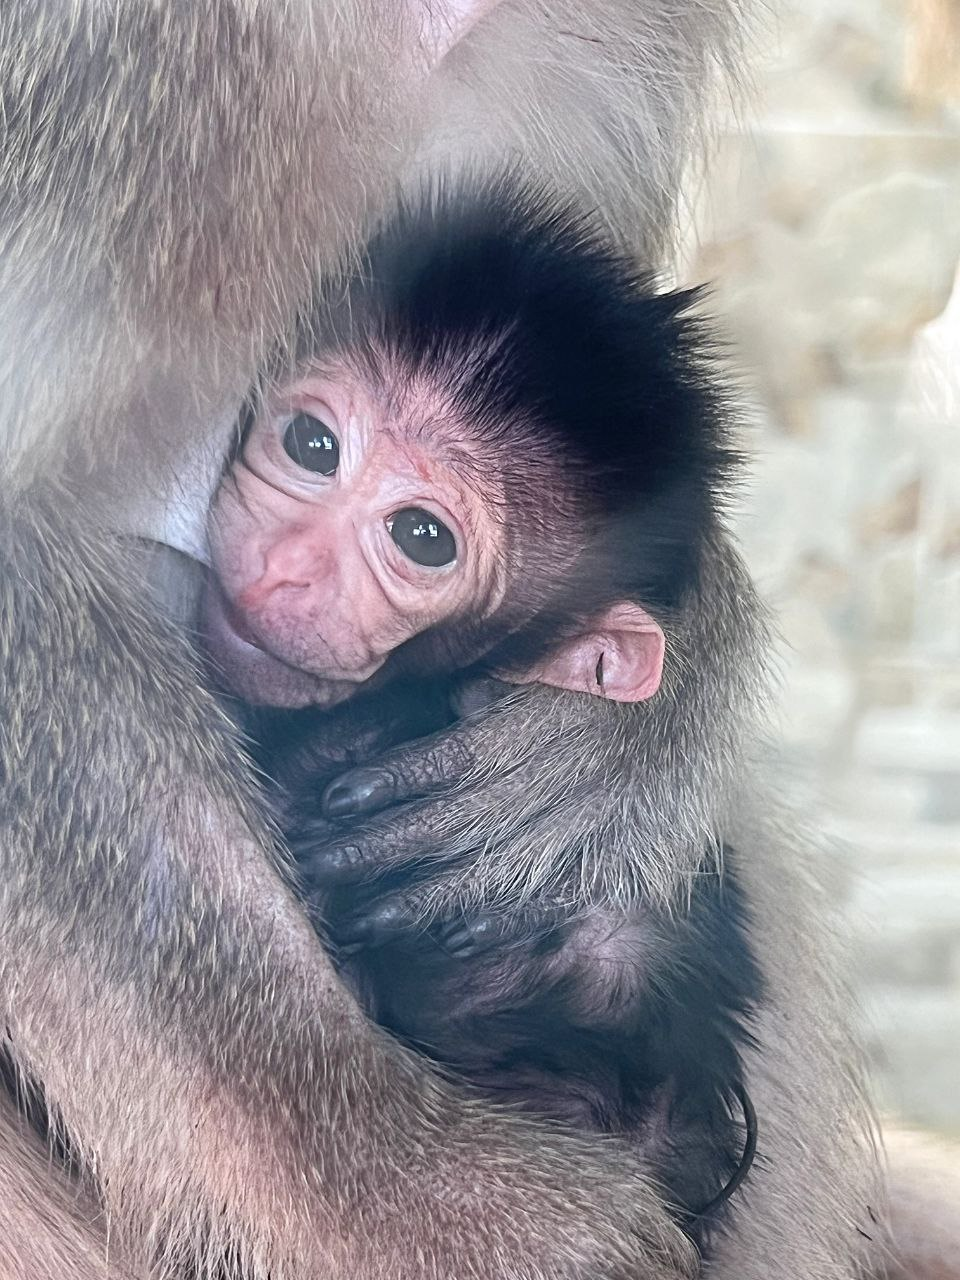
[282,412,340,475]
[386,508,457,568]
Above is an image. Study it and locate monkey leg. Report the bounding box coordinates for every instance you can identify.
[0,1087,144,1280]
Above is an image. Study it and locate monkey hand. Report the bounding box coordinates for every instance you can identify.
[289,676,702,933]
[335,897,573,957]
[262,675,457,822]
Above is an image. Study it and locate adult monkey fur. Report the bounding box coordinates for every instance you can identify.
[0,7,746,1278]
[0,1,943,1278]
[0,7,773,1279]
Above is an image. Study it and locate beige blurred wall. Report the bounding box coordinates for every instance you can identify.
[683,0,960,1134]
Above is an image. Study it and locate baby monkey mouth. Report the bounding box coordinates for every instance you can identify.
[221,592,268,651]
[216,587,379,681]
[199,579,369,710]
[216,589,308,676]
[202,579,293,671]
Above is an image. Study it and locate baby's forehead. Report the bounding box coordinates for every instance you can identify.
[270,353,496,476]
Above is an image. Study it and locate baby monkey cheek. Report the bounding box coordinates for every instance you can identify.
[284,596,394,682]
[206,486,262,593]
[301,592,437,683]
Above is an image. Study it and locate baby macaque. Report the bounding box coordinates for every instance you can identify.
[200,176,759,1244]
[201,174,731,713]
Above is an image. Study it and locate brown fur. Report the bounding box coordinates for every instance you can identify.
[0,1090,143,1280]
[0,1,929,1277]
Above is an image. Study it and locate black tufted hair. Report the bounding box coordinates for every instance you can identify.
[292,172,743,672]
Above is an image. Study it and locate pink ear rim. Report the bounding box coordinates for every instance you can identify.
[498,605,666,704]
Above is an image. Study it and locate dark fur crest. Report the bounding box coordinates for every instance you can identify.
[356,175,733,594]
[288,173,741,674]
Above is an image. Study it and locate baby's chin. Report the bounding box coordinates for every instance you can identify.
[200,586,358,710]
[216,646,358,709]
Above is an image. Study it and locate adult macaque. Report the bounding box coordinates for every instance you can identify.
[200,180,761,1244]
[0,1,930,1278]
[0,3,782,1278]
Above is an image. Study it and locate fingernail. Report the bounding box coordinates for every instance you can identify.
[322,769,393,818]
[309,845,364,882]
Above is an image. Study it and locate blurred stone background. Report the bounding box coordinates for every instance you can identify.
[682,0,960,1135]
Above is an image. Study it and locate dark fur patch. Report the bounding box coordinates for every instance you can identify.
[270,182,759,1251]
[340,852,762,1252]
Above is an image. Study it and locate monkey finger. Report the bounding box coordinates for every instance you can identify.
[321,730,475,820]
[296,803,456,886]
[293,828,374,885]
[334,896,421,949]
[433,905,569,959]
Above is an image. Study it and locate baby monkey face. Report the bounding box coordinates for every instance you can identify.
[202,363,508,707]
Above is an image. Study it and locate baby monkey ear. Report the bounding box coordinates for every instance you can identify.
[502,604,665,703]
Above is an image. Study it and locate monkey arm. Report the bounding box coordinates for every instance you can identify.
[293,676,703,924]
[0,508,698,1280]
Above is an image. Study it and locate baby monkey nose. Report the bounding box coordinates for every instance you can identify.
[235,572,305,616]
[241,532,332,609]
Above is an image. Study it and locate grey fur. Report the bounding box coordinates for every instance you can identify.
[0,1,892,1278]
